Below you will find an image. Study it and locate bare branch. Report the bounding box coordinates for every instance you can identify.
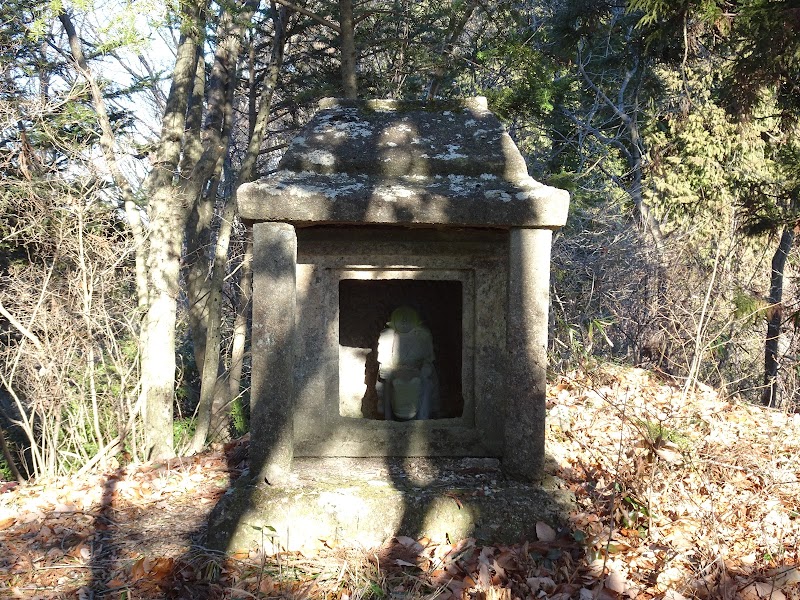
[0,301,44,355]
[577,47,631,125]
[273,0,341,33]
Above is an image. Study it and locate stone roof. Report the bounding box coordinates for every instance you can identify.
[237,97,569,229]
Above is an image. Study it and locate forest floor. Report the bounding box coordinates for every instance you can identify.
[1,364,800,599]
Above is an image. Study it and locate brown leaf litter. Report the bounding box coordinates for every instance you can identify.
[0,365,799,599]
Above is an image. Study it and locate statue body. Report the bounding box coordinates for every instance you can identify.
[376,306,439,420]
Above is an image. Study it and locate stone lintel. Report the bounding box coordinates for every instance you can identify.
[504,228,552,481]
[238,171,570,229]
[250,222,297,484]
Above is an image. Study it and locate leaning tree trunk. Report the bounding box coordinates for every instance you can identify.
[190,6,289,451]
[58,9,150,465]
[190,197,236,452]
[763,226,795,407]
[228,232,253,405]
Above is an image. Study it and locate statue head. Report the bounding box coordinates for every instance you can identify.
[388,305,421,334]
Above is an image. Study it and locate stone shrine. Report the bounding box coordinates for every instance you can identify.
[206,98,571,552]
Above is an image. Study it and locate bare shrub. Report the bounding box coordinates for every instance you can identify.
[0,177,143,478]
[550,202,664,369]
[550,201,793,406]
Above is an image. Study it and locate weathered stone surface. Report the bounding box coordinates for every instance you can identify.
[237,98,569,229]
[205,457,576,553]
[504,228,552,481]
[281,97,523,178]
[250,223,297,484]
[338,346,373,418]
[238,171,569,228]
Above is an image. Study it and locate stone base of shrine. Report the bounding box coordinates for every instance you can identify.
[205,457,576,554]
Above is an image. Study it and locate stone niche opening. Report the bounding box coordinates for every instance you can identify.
[338,278,464,420]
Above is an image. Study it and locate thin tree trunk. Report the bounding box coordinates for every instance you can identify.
[229,232,253,406]
[574,47,664,252]
[58,11,148,312]
[76,208,104,454]
[625,76,664,251]
[0,428,23,482]
[239,7,288,184]
[763,226,795,407]
[183,52,212,374]
[425,0,480,99]
[339,0,358,98]
[628,142,664,251]
[190,197,236,452]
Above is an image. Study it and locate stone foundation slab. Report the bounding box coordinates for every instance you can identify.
[206,457,575,553]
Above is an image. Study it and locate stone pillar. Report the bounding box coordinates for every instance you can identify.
[504,227,553,481]
[250,222,297,484]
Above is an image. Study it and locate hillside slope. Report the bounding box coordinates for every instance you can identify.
[0,364,798,599]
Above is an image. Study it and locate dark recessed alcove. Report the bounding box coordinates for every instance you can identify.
[338,279,463,420]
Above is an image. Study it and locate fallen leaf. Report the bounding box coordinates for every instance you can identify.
[535,521,557,542]
[131,557,148,580]
[258,577,275,593]
[494,549,516,570]
[396,536,423,553]
[740,582,787,600]
[149,557,174,581]
[395,559,416,567]
[655,446,682,464]
[447,579,467,596]
[769,566,800,589]
[483,586,510,599]
[478,561,491,589]
[605,568,626,593]
[527,576,555,593]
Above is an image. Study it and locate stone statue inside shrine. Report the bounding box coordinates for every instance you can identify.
[376,306,439,420]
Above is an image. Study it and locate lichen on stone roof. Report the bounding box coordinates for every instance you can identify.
[238,97,570,229]
[277,97,523,180]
